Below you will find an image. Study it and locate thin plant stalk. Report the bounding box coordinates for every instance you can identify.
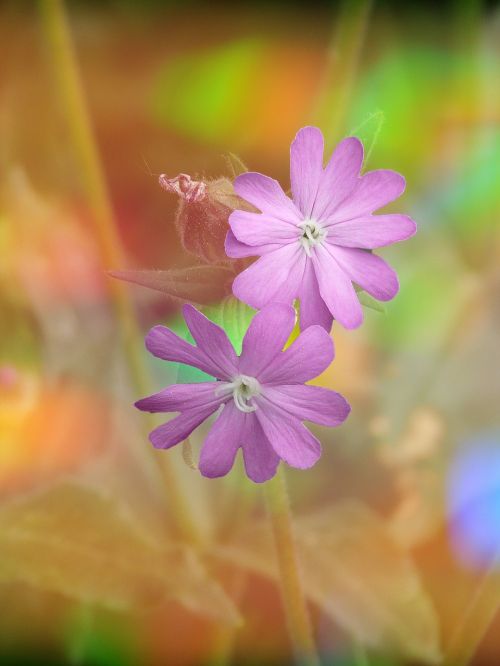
[38,0,202,546]
[442,554,500,666]
[312,0,373,149]
[264,469,320,666]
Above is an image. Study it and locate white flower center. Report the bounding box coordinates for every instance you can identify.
[298,219,326,256]
[216,374,261,413]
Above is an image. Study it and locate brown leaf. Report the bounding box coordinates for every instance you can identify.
[217,500,441,663]
[109,265,235,305]
[0,482,240,624]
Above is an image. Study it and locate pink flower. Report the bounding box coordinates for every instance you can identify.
[135,303,350,482]
[226,126,416,331]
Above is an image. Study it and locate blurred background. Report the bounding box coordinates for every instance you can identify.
[1,0,499,664]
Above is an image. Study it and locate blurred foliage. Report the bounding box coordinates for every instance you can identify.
[152,39,266,144]
[218,500,441,663]
[0,481,240,622]
[1,0,500,663]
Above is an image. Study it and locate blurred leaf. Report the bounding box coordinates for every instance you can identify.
[0,482,240,624]
[63,604,139,666]
[349,48,455,175]
[204,296,256,355]
[0,292,40,369]
[109,265,234,305]
[218,501,441,663]
[356,289,387,314]
[349,110,385,169]
[373,257,463,350]
[174,297,255,384]
[151,38,265,143]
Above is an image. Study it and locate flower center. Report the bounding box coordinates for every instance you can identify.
[298,220,326,256]
[217,374,261,413]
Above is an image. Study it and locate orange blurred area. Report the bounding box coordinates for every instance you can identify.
[0,373,110,495]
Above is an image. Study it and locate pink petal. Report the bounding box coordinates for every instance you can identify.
[232,243,307,310]
[239,304,296,377]
[145,326,230,379]
[135,382,221,413]
[327,169,406,223]
[311,244,363,329]
[290,126,325,218]
[198,402,242,479]
[326,214,417,248]
[328,245,399,302]
[149,404,218,449]
[255,397,321,469]
[229,210,299,246]
[182,304,238,379]
[225,230,278,258]
[298,259,334,331]
[233,172,301,224]
[241,416,280,483]
[259,325,334,385]
[312,137,364,221]
[263,385,350,426]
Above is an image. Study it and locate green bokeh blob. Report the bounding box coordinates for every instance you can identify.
[151,38,265,143]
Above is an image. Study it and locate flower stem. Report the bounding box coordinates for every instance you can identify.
[38,0,202,546]
[442,554,500,666]
[264,469,320,666]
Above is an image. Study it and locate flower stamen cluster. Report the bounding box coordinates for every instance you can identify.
[217,374,261,413]
[298,220,326,256]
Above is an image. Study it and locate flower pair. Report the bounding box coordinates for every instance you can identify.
[136,127,416,482]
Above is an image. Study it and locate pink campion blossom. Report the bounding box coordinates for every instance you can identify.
[226,126,417,331]
[135,303,350,483]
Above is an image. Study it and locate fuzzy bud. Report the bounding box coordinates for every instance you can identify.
[160,173,251,264]
[159,173,207,203]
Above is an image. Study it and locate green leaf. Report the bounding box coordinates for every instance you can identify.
[349,110,385,168]
[203,296,256,355]
[151,38,266,144]
[356,289,387,314]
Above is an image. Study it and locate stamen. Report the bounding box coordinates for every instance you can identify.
[298,219,326,256]
[215,374,261,413]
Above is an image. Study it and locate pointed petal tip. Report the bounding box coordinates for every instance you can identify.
[181,302,197,318]
[406,216,418,238]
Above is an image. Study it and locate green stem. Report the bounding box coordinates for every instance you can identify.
[264,469,320,666]
[312,0,373,149]
[38,0,202,547]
